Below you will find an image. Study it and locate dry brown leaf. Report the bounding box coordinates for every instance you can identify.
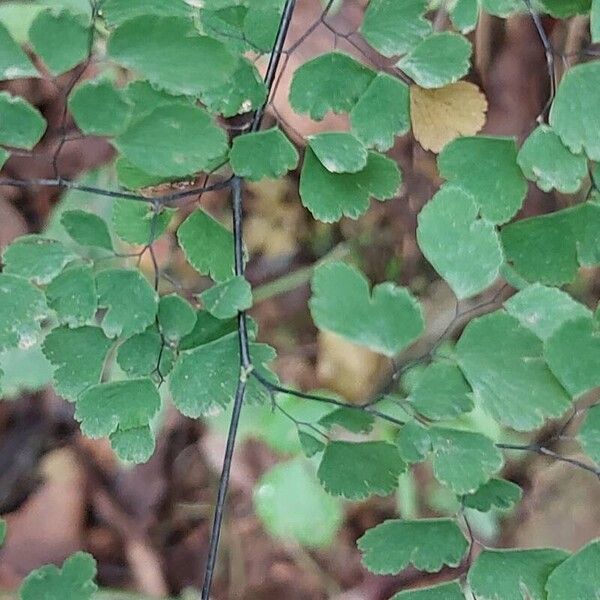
[0,197,27,252]
[0,449,85,580]
[410,81,488,153]
[510,453,600,551]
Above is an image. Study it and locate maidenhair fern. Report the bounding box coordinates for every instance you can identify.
[1,0,600,599]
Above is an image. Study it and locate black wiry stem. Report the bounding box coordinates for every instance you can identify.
[201,368,248,599]
[0,176,233,204]
[522,0,556,122]
[251,0,298,132]
[497,443,600,478]
[200,3,297,598]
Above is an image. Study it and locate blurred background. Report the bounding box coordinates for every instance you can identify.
[1,1,600,599]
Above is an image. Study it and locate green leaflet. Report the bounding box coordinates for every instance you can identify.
[254,459,343,549]
[116,158,171,190]
[0,340,53,398]
[0,148,8,169]
[300,148,402,222]
[319,407,375,434]
[468,548,569,600]
[107,15,237,96]
[438,136,527,224]
[479,0,523,17]
[310,261,424,357]
[46,265,97,327]
[396,421,502,494]
[0,5,42,44]
[0,21,38,80]
[179,310,238,351]
[308,132,368,174]
[350,73,411,151]
[517,125,588,194]
[0,274,48,353]
[200,276,253,320]
[114,104,228,178]
[28,9,89,75]
[358,518,468,574]
[122,79,192,119]
[96,269,158,338]
[60,210,114,251]
[243,4,285,52]
[298,432,326,458]
[201,57,267,117]
[544,316,600,397]
[501,202,600,285]
[429,428,503,495]
[396,420,432,464]
[397,33,472,89]
[550,61,600,161]
[317,441,405,500]
[289,52,375,120]
[200,5,249,54]
[116,329,174,378]
[593,0,600,43]
[461,478,523,512]
[201,0,255,8]
[416,186,503,299]
[408,362,474,420]
[504,284,591,341]
[19,552,97,600]
[538,0,591,18]
[177,209,235,282]
[456,311,571,431]
[450,0,479,33]
[43,326,113,401]
[169,331,276,417]
[69,79,132,136]
[0,519,5,545]
[2,235,76,285]
[229,127,299,181]
[40,0,92,18]
[391,581,466,600]
[157,294,196,344]
[112,200,175,245]
[546,540,600,599]
[75,378,161,463]
[101,0,192,27]
[360,0,431,57]
[110,426,156,464]
[0,92,46,149]
[578,405,600,464]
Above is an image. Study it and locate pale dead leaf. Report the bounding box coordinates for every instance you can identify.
[245,178,306,257]
[317,331,389,403]
[410,81,488,153]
